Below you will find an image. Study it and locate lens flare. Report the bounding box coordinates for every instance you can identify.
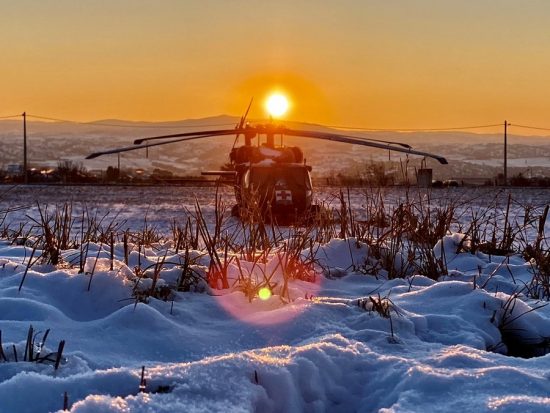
[258,287,272,301]
[266,93,289,117]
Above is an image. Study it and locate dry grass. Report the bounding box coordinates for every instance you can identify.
[1,188,550,303]
[0,325,66,370]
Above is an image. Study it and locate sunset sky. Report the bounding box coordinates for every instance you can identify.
[2,0,550,130]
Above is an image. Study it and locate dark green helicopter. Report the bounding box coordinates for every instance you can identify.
[87,104,447,222]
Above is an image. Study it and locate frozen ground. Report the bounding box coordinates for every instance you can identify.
[3,184,550,232]
[0,185,549,413]
[463,157,550,168]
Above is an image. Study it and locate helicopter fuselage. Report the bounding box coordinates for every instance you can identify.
[236,161,313,220]
[229,141,314,220]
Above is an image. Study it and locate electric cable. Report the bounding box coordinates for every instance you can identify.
[510,123,550,132]
[317,123,504,132]
[14,113,550,134]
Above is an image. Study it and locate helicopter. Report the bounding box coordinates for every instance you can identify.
[86,102,448,223]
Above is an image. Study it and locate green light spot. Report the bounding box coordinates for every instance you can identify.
[258,287,272,300]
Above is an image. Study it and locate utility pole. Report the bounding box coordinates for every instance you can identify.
[23,112,28,184]
[504,120,508,186]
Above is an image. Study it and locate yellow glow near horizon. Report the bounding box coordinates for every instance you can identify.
[258,287,272,301]
[4,3,550,132]
[266,93,289,118]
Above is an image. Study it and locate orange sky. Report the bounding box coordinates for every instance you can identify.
[2,1,550,132]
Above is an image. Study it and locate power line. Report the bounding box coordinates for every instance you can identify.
[25,114,236,129]
[510,123,550,132]
[318,123,503,132]
[13,113,550,133]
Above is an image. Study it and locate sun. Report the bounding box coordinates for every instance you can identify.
[265,93,289,118]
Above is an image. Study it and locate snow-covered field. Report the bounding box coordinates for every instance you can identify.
[0,185,549,413]
[463,157,550,168]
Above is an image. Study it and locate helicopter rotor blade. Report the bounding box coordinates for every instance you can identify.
[87,124,446,164]
[343,135,411,148]
[233,97,254,148]
[86,132,247,159]
[132,126,409,149]
[242,97,253,125]
[280,128,448,164]
[133,129,243,145]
